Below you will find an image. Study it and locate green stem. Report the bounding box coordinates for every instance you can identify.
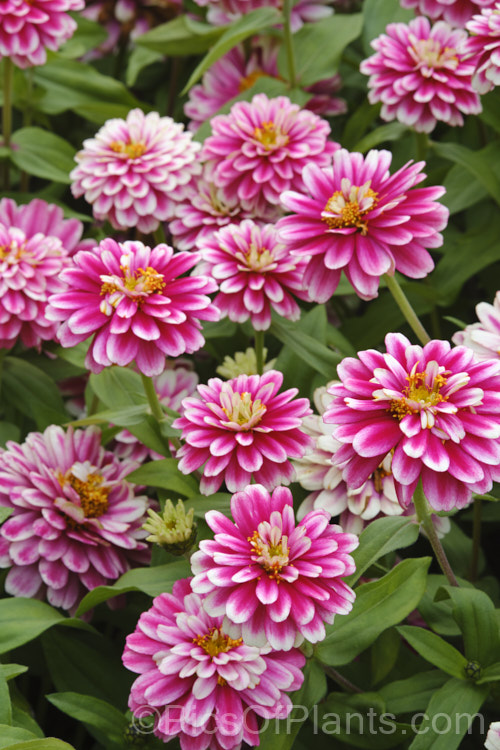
[413,481,459,587]
[283,0,297,88]
[153,224,167,246]
[384,273,431,346]
[468,497,482,583]
[141,373,165,423]
[318,662,362,693]
[2,58,13,191]
[254,330,265,375]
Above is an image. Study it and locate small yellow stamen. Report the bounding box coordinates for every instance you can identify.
[67,472,109,518]
[249,529,290,581]
[221,391,267,429]
[109,140,147,159]
[193,627,243,657]
[390,371,448,421]
[322,182,378,235]
[253,120,288,150]
[239,69,269,92]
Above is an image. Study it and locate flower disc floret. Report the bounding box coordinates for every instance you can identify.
[46,238,219,377]
[70,108,201,233]
[465,3,500,93]
[191,484,358,650]
[0,0,84,68]
[201,93,336,216]
[196,220,310,331]
[122,578,305,747]
[0,425,150,612]
[323,333,500,511]
[278,148,448,302]
[360,17,481,133]
[174,370,313,494]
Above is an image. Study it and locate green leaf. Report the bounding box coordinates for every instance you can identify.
[75,559,190,616]
[477,661,500,684]
[0,508,13,525]
[316,558,431,666]
[0,741,76,750]
[32,58,143,124]
[431,141,500,208]
[68,404,149,428]
[0,665,28,682]
[379,670,448,714]
[182,8,281,93]
[125,458,199,498]
[135,15,225,56]
[89,368,169,457]
[277,14,363,86]
[10,128,75,184]
[371,628,401,685]
[58,14,108,58]
[126,46,163,87]
[3,357,68,429]
[435,586,500,667]
[418,575,463,637]
[396,625,468,679]
[362,0,413,55]
[0,729,39,749]
[184,492,232,518]
[0,422,20,448]
[0,599,65,654]
[346,516,420,586]
[270,314,342,380]
[46,693,127,742]
[408,677,488,750]
[354,122,408,153]
[0,672,11,725]
[258,659,327,750]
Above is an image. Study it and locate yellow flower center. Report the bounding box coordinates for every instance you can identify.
[242,243,275,272]
[220,390,267,430]
[253,120,289,150]
[390,371,448,421]
[100,258,165,315]
[322,179,378,235]
[249,526,290,581]
[193,627,243,658]
[239,69,270,92]
[67,471,109,519]
[109,140,147,159]
[410,38,458,72]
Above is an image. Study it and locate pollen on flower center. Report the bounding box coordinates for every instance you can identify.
[220,390,267,429]
[242,243,275,272]
[253,120,289,150]
[322,178,378,235]
[109,140,147,159]
[193,627,243,657]
[60,468,110,519]
[410,37,458,71]
[99,260,166,315]
[249,526,290,580]
[389,369,448,422]
[0,240,26,263]
[239,69,270,92]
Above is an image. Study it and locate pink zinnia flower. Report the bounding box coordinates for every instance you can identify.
[0,425,150,612]
[46,238,219,377]
[465,3,500,93]
[0,196,96,351]
[168,164,270,252]
[400,0,495,28]
[323,332,500,511]
[173,370,313,494]
[360,17,481,133]
[453,291,500,359]
[114,363,199,463]
[277,148,448,302]
[191,484,358,650]
[184,43,346,132]
[486,722,500,750]
[202,93,336,216]
[192,0,332,30]
[70,108,201,233]
[195,220,309,331]
[0,0,84,68]
[123,578,305,748]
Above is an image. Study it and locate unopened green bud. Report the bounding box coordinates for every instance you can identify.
[217,347,276,379]
[143,499,196,556]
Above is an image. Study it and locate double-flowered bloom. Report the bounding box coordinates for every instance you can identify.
[0,425,149,612]
[191,484,358,651]
[453,291,500,360]
[277,148,448,302]
[324,333,500,511]
[122,577,305,749]
[465,3,500,93]
[174,370,313,494]
[47,238,219,377]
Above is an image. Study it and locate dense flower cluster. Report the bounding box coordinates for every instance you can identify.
[174,370,313,494]
[400,0,495,27]
[324,333,500,511]
[277,148,448,302]
[47,238,219,376]
[123,578,305,748]
[70,108,201,233]
[202,93,336,216]
[360,17,481,133]
[0,0,84,68]
[191,484,358,650]
[0,425,149,611]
